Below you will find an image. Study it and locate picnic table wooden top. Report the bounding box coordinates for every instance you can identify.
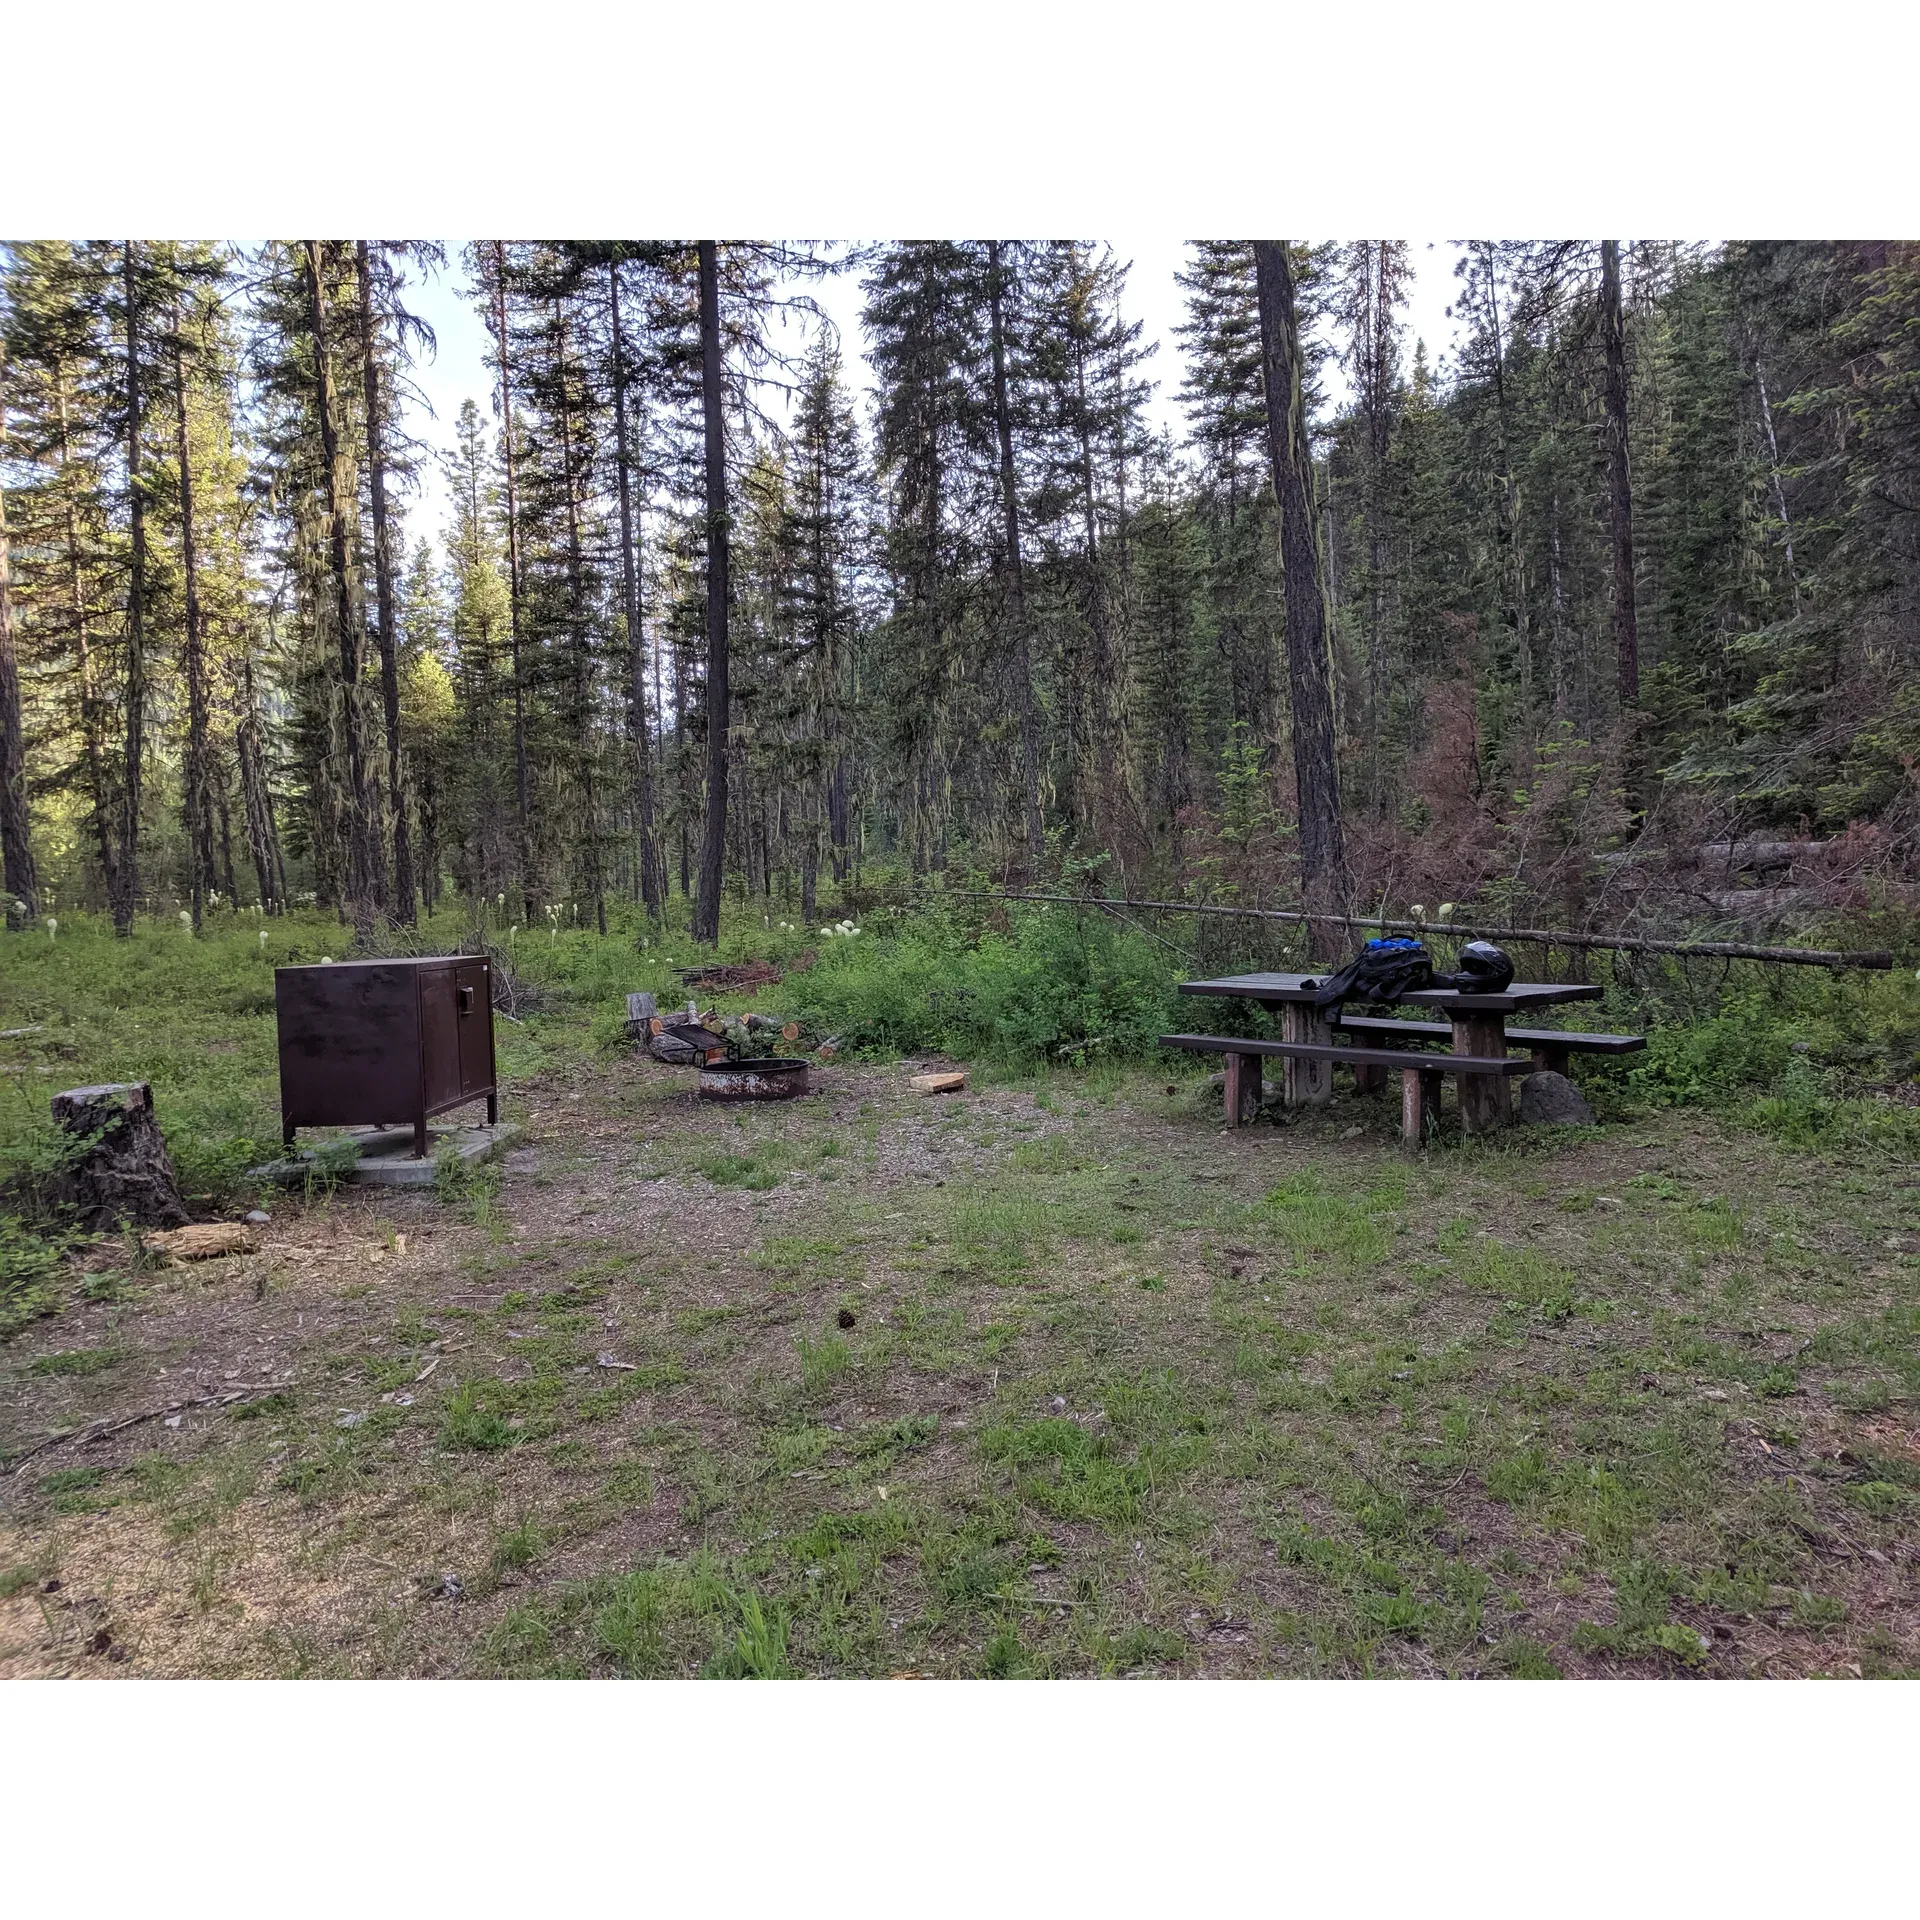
[1177,971,1604,1016]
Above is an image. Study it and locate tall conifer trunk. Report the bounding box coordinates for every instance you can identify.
[238,649,285,911]
[171,299,214,930]
[608,255,660,915]
[0,350,38,921]
[304,240,381,930]
[693,240,730,945]
[1069,276,1121,864]
[491,241,534,915]
[1600,239,1640,706]
[355,241,415,923]
[1252,240,1347,948]
[553,299,606,934]
[986,242,1045,870]
[118,242,148,936]
[57,374,120,909]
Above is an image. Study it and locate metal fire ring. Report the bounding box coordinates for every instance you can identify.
[697,1057,812,1101]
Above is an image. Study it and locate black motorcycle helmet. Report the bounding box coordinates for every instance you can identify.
[1435,940,1514,993]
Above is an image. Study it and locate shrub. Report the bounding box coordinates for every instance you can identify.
[0,1215,72,1337]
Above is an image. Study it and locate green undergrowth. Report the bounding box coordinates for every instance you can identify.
[1,901,1911,1341]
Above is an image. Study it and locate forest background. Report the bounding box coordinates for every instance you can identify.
[3,237,1916,955]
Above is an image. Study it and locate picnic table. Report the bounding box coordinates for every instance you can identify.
[1162,969,1633,1144]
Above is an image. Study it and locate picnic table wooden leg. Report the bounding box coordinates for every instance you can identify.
[1280,1005,1333,1107]
[1452,1012,1511,1132]
[1223,1050,1262,1126]
[1401,1066,1442,1146]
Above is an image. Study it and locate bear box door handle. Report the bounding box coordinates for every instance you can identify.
[457,983,475,1015]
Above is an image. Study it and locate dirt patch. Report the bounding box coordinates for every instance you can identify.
[3,1059,1915,1678]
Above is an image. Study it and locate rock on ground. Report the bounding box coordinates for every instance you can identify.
[1519,1070,1596,1126]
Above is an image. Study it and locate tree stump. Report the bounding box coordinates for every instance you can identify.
[47,1083,190,1231]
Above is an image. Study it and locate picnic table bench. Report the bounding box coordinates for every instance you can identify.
[1161,970,1643,1145]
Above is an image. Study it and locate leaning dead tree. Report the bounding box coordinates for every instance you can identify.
[942,889,1898,971]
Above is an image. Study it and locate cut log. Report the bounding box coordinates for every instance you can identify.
[145,1222,254,1262]
[909,1072,967,1094]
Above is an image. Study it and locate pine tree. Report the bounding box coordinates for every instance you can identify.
[693,240,730,943]
[1254,241,1347,936]
[0,332,37,920]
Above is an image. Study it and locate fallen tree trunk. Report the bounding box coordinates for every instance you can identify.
[942,890,1897,970]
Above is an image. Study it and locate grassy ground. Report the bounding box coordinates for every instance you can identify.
[3,1021,1916,1677]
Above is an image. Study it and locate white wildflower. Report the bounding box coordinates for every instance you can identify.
[46,917,58,939]
[179,910,193,930]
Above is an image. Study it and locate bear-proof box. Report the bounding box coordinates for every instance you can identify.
[275,956,498,1158]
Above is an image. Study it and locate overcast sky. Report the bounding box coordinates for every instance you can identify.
[391,241,1471,555]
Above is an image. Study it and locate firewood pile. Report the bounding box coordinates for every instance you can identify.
[626,994,726,1064]
[624,992,821,1066]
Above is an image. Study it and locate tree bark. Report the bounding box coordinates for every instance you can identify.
[171,297,215,931]
[1753,356,1799,610]
[304,240,381,930]
[1475,244,1532,704]
[57,374,120,912]
[237,651,284,911]
[693,241,730,945]
[1252,240,1347,948]
[118,243,148,937]
[1600,239,1640,707]
[491,242,534,917]
[986,241,1045,871]
[0,345,39,921]
[355,241,415,924]
[553,299,606,935]
[608,255,661,917]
